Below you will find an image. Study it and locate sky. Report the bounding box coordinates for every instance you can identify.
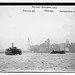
[0,6,75,50]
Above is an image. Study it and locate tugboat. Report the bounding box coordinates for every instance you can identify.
[51,50,65,54]
[5,43,22,55]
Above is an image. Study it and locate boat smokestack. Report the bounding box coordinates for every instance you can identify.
[12,43,14,47]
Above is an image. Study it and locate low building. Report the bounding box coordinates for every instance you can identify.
[65,47,69,52]
[65,41,70,52]
[30,45,40,53]
[60,43,65,51]
[39,43,47,53]
[51,43,60,51]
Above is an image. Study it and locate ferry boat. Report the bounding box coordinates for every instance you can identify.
[51,50,65,54]
[5,43,22,55]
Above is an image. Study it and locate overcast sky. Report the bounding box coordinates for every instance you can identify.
[0,6,75,50]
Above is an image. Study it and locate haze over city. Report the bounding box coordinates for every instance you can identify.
[0,6,75,50]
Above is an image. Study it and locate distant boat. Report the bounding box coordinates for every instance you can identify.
[51,50,65,54]
[5,43,22,55]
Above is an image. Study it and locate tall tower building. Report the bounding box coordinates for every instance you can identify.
[66,40,69,45]
[47,38,50,50]
[65,40,70,52]
[65,40,70,47]
[27,37,30,51]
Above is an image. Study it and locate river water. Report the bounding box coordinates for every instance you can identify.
[0,53,75,72]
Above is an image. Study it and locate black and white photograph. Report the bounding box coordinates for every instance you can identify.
[0,4,75,73]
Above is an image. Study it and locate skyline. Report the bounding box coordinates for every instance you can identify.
[0,6,75,49]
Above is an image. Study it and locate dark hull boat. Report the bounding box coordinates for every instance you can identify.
[51,50,65,54]
[5,43,22,55]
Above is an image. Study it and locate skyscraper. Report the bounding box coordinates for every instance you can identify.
[65,40,70,52]
[27,37,30,51]
[47,38,50,50]
[66,40,69,45]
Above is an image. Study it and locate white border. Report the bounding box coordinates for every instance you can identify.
[0,0,75,2]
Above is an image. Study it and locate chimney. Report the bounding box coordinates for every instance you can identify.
[12,43,14,47]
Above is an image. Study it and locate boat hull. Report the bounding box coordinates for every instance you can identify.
[51,50,65,54]
[5,49,22,55]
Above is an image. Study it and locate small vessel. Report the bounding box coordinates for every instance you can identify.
[5,43,22,55]
[51,50,65,54]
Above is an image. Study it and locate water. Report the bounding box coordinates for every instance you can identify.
[0,53,75,72]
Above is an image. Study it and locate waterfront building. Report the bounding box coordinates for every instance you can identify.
[65,40,70,52]
[47,38,50,50]
[60,43,65,51]
[51,43,60,51]
[26,37,31,51]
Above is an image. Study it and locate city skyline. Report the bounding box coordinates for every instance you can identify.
[0,6,75,49]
